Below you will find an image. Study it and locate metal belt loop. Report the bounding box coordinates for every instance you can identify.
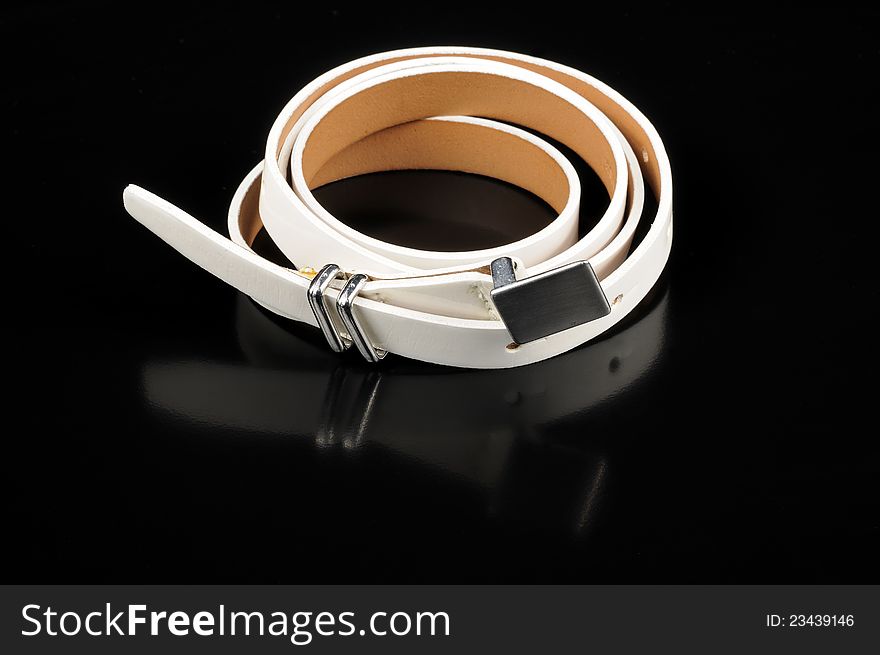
[307,265,386,362]
[337,273,387,363]
[307,264,349,353]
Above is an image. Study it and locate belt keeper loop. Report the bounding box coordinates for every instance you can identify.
[337,273,387,363]
[307,264,386,362]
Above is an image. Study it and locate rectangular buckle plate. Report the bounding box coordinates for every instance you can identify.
[489,257,611,344]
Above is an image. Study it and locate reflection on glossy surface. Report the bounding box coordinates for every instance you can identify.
[142,285,669,534]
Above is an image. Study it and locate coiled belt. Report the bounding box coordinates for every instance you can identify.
[123,46,673,369]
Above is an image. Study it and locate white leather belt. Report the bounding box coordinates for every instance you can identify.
[123,46,673,369]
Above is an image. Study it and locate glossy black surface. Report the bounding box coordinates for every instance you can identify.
[5,5,879,582]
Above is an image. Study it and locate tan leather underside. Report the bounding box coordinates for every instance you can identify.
[243,54,661,247]
[240,169,263,244]
[301,71,616,196]
[242,119,572,246]
[276,53,661,195]
[312,119,570,213]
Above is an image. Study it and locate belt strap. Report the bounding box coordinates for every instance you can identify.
[122,46,673,369]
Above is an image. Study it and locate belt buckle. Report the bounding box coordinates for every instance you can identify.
[489,257,611,344]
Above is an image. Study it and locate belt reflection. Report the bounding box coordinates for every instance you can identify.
[142,284,669,534]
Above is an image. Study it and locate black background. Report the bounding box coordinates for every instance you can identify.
[4,4,879,582]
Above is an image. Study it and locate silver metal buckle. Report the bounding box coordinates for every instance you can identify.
[489,257,611,344]
[307,264,348,353]
[336,273,387,363]
[307,265,387,363]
